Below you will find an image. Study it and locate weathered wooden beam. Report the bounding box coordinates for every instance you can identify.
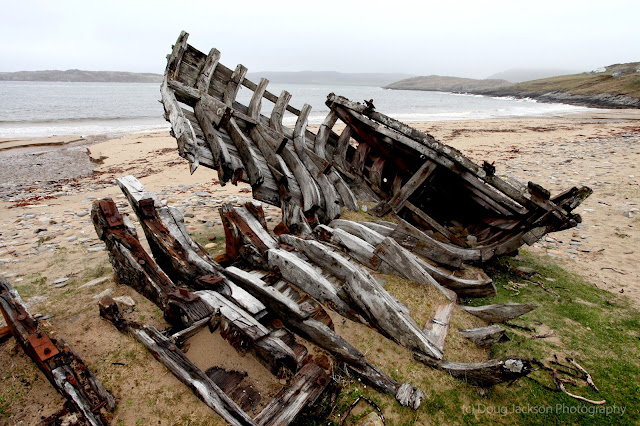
[196,48,221,93]
[99,299,256,426]
[373,159,437,217]
[423,302,455,352]
[91,198,214,327]
[224,64,248,106]
[270,90,292,134]
[441,357,535,387]
[1,279,115,425]
[314,111,338,159]
[253,363,330,426]
[458,325,507,348]
[459,303,537,323]
[0,325,11,343]
[227,118,264,187]
[402,200,468,247]
[167,31,189,80]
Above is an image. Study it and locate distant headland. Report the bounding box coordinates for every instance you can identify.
[0,69,163,83]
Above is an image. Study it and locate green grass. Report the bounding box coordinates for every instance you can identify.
[324,251,640,425]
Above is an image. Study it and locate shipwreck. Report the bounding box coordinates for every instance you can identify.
[1,31,594,425]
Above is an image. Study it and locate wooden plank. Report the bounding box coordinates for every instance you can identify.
[254,363,330,426]
[459,303,537,323]
[227,117,264,187]
[224,64,248,106]
[423,302,455,351]
[373,159,437,216]
[99,299,256,426]
[1,279,115,425]
[196,48,221,93]
[402,200,468,247]
[332,125,352,171]
[411,256,496,298]
[243,80,301,117]
[314,111,338,159]
[458,325,507,348]
[329,219,385,246]
[439,357,535,387]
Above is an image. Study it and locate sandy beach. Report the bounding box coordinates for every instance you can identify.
[1,110,640,423]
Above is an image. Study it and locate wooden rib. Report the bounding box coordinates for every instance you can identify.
[248,78,269,120]
[196,48,221,93]
[243,80,301,117]
[224,64,248,106]
[226,118,264,187]
[294,104,340,219]
[194,101,240,183]
[332,125,352,171]
[458,325,506,348]
[459,303,536,323]
[314,110,338,159]
[423,302,455,352]
[167,31,189,80]
[374,159,437,216]
[270,90,292,133]
[161,76,200,173]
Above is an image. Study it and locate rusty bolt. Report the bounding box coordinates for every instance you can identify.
[138,258,146,265]
[17,314,26,321]
[168,345,177,351]
[44,347,51,355]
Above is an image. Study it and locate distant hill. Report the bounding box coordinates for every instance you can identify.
[246,71,415,87]
[384,75,513,92]
[486,68,581,83]
[0,70,163,83]
[479,62,640,108]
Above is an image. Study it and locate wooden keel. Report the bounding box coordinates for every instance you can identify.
[1,278,115,426]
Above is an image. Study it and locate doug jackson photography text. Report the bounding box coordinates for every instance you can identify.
[462,403,626,417]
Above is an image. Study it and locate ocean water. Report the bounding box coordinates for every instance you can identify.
[0,81,598,138]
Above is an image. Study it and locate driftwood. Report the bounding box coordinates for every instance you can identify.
[459,303,537,323]
[458,325,507,348]
[0,278,115,425]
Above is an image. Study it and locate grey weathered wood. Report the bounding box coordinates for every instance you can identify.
[227,118,264,187]
[359,221,395,236]
[294,104,340,219]
[402,200,468,247]
[459,303,537,323]
[458,325,507,348]
[315,225,383,271]
[253,363,330,426]
[167,31,189,80]
[270,90,292,133]
[423,302,455,352]
[411,255,496,298]
[332,125,352,172]
[196,48,221,93]
[266,248,355,320]
[99,300,256,426]
[374,160,437,216]
[395,383,425,411]
[314,110,338,159]
[440,357,535,387]
[224,64,248,105]
[194,101,242,184]
[328,168,359,211]
[330,219,385,246]
[1,279,115,426]
[248,78,269,120]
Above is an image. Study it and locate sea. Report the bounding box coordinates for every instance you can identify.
[0,81,599,139]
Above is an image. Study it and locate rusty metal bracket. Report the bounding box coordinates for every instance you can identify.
[27,331,60,362]
[168,288,200,303]
[99,200,124,228]
[196,274,224,289]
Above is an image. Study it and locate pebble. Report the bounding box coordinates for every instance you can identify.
[88,246,106,252]
[623,211,634,218]
[205,243,216,249]
[53,277,69,285]
[204,221,214,227]
[195,192,211,197]
[184,213,195,218]
[360,205,368,212]
[76,211,89,217]
[34,228,48,234]
[66,236,78,242]
[54,282,68,288]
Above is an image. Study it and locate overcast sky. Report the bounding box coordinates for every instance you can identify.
[1,0,638,78]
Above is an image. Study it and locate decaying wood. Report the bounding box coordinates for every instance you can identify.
[458,325,507,348]
[91,198,214,327]
[438,357,536,387]
[0,278,115,425]
[253,363,330,426]
[0,325,11,344]
[99,298,256,426]
[459,303,537,323]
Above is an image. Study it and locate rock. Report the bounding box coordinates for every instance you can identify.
[75,211,89,218]
[88,246,106,252]
[623,211,634,218]
[466,235,478,243]
[355,412,384,426]
[34,228,48,234]
[360,204,368,213]
[195,192,211,197]
[54,282,68,288]
[66,236,78,242]
[113,295,136,307]
[79,276,109,288]
[208,235,217,242]
[53,277,69,285]
[204,221,214,227]
[205,243,216,249]
[184,213,195,218]
[93,288,115,300]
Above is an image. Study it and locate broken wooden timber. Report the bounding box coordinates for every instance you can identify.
[91,198,214,327]
[458,325,507,348]
[0,278,115,425]
[459,303,537,323]
[223,266,425,409]
[116,176,265,316]
[99,298,256,426]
